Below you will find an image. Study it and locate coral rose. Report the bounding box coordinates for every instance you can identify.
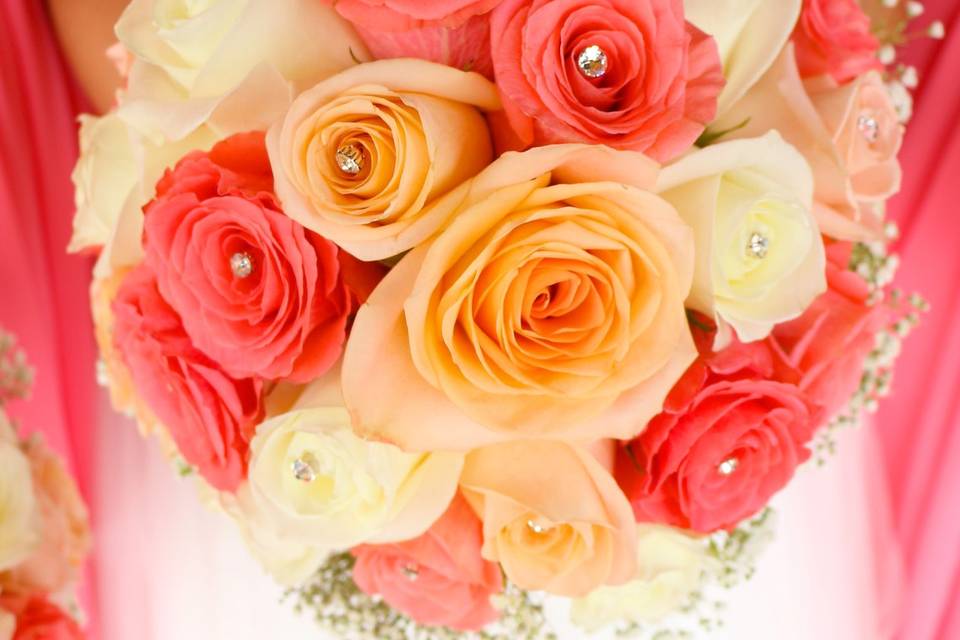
[461,440,636,597]
[683,0,801,117]
[792,0,882,84]
[489,0,724,162]
[267,59,499,260]
[325,1,503,78]
[656,132,826,344]
[144,131,367,382]
[343,144,696,451]
[0,596,83,640]
[713,46,902,241]
[0,437,90,596]
[768,241,889,420]
[246,374,463,549]
[352,493,503,631]
[616,324,816,532]
[113,264,264,492]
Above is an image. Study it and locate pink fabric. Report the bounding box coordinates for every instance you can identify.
[0,0,98,636]
[878,3,960,639]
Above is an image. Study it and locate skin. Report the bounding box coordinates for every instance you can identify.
[47,0,129,114]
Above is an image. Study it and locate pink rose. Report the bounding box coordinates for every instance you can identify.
[327,0,503,78]
[616,324,816,533]
[490,0,724,162]
[792,0,882,83]
[0,596,84,640]
[113,265,263,492]
[768,241,889,420]
[143,132,357,383]
[351,494,502,631]
[0,437,90,597]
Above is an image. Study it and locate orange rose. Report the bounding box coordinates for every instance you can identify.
[712,44,903,241]
[342,144,696,450]
[461,440,636,597]
[267,59,499,260]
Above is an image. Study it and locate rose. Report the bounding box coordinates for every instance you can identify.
[489,0,724,162]
[113,264,264,492]
[352,493,503,631]
[792,0,882,84]
[115,0,366,98]
[0,596,83,640]
[656,132,826,344]
[616,327,816,532]
[710,46,903,241]
[768,241,889,420]
[324,0,503,78]
[72,64,292,262]
[267,59,499,261]
[570,524,708,631]
[0,437,90,596]
[343,144,696,451]
[461,440,636,597]
[683,0,802,117]
[246,376,464,548]
[0,437,37,573]
[144,131,372,382]
[218,484,329,586]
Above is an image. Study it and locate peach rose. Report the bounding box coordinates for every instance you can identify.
[712,45,903,241]
[0,435,37,574]
[267,59,499,260]
[461,440,636,597]
[0,437,91,596]
[343,145,696,451]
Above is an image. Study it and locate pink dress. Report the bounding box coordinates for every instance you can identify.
[0,0,99,634]
[878,2,960,638]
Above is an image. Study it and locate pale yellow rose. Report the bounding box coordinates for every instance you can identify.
[0,436,38,573]
[267,59,499,260]
[461,440,636,598]
[656,132,826,344]
[570,524,709,631]
[219,484,328,587]
[343,145,696,451]
[712,45,903,241]
[684,0,801,118]
[1,436,91,596]
[246,376,464,549]
[115,0,366,98]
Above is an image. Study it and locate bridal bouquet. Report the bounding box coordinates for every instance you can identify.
[0,332,91,640]
[73,0,933,636]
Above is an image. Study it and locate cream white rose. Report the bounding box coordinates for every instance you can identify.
[656,132,826,343]
[570,525,708,631]
[247,379,463,548]
[219,484,329,586]
[684,0,801,118]
[116,0,366,98]
[0,434,38,572]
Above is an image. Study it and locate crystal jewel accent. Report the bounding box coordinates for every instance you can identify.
[577,45,608,79]
[400,564,419,581]
[230,252,253,278]
[746,232,769,259]
[526,519,548,534]
[291,454,318,483]
[857,114,879,143]
[335,143,365,175]
[718,457,739,476]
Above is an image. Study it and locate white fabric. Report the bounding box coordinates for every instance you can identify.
[94,390,886,639]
